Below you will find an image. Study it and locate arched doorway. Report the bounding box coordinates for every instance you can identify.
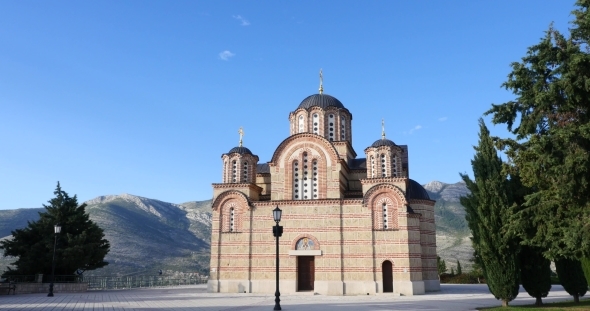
[382,260,393,292]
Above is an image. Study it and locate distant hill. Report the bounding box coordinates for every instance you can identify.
[0,194,213,276]
[424,180,473,271]
[0,181,474,275]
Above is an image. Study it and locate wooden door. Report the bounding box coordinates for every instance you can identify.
[297,256,315,291]
[382,260,393,292]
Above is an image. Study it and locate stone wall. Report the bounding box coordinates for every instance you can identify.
[15,283,88,294]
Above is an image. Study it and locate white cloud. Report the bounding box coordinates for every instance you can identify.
[409,125,422,134]
[438,117,448,122]
[219,50,235,61]
[232,15,250,26]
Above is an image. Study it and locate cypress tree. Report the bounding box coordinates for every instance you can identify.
[457,260,462,275]
[520,246,552,305]
[437,256,447,279]
[581,257,590,286]
[555,258,588,303]
[460,119,520,307]
[450,267,455,276]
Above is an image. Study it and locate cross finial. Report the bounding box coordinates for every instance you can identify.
[319,69,324,94]
[238,127,244,147]
[381,119,386,140]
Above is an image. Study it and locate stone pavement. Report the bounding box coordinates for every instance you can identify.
[0,284,575,311]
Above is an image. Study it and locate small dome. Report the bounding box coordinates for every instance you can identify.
[298,94,345,110]
[227,146,253,155]
[370,138,396,148]
[407,179,431,200]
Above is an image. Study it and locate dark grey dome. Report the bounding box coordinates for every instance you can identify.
[298,94,345,110]
[227,146,253,155]
[371,138,396,148]
[407,179,431,200]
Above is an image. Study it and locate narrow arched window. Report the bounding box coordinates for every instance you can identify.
[293,161,301,200]
[298,115,305,133]
[340,115,346,140]
[243,161,249,182]
[328,114,335,141]
[371,156,375,178]
[393,156,397,177]
[382,203,388,229]
[313,113,319,135]
[230,207,235,232]
[232,160,237,182]
[223,160,228,183]
[312,160,318,199]
[381,154,387,177]
[303,153,311,199]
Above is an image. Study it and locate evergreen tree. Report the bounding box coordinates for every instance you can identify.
[485,0,590,260]
[520,246,552,305]
[460,119,520,307]
[450,267,455,276]
[437,256,447,278]
[556,258,588,303]
[457,260,462,275]
[0,183,110,276]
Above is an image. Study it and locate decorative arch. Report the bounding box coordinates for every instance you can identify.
[362,183,408,209]
[290,233,321,250]
[269,133,339,166]
[211,190,252,212]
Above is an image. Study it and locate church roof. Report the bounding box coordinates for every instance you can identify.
[226,146,253,155]
[407,179,431,200]
[256,163,270,174]
[298,94,345,110]
[370,138,397,148]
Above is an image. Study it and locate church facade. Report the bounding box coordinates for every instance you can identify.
[208,81,439,296]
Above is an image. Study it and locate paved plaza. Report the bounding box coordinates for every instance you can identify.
[0,284,576,311]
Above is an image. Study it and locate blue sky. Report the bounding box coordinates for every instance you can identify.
[0,1,574,209]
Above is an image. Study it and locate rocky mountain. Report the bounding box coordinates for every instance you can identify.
[1,181,473,275]
[0,194,213,276]
[424,180,473,271]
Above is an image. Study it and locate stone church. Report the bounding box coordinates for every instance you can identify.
[208,76,439,296]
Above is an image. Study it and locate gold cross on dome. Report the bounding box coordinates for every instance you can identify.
[319,69,324,94]
[238,127,244,147]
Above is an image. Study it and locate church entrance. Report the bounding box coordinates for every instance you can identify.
[297,256,315,291]
[382,260,393,292]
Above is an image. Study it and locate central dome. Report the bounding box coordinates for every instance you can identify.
[298,94,345,110]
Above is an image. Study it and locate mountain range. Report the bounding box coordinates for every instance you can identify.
[0,181,471,275]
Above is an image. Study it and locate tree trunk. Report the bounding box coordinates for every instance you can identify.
[574,294,579,303]
[535,296,542,306]
[502,300,509,307]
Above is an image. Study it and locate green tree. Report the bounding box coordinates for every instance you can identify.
[457,260,462,275]
[437,256,447,278]
[581,257,590,286]
[485,0,590,260]
[555,258,588,303]
[460,119,520,307]
[450,267,455,276]
[0,182,110,277]
[520,246,552,306]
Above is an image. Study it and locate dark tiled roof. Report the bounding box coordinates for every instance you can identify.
[298,94,345,110]
[226,146,253,155]
[407,179,430,200]
[371,138,396,148]
[256,163,270,174]
[350,158,366,169]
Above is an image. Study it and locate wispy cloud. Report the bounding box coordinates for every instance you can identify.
[438,117,448,122]
[232,15,250,26]
[219,50,235,61]
[409,125,422,134]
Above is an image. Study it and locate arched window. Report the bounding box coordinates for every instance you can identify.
[303,153,311,199]
[298,115,305,133]
[242,161,249,182]
[223,160,227,183]
[232,160,237,182]
[313,113,319,135]
[328,114,335,141]
[230,207,235,232]
[382,203,388,229]
[371,156,375,178]
[293,161,301,200]
[381,154,387,177]
[393,156,397,177]
[312,160,318,199]
[340,115,346,140]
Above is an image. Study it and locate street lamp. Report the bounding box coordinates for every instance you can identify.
[48,224,61,297]
[272,206,283,311]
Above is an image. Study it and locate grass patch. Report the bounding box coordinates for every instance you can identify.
[479,299,590,310]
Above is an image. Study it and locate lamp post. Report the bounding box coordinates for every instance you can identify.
[48,224,61,297]
[272,206,283,311]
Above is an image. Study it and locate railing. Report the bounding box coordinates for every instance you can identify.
[82,275,207,290]
[1,274,207,290]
